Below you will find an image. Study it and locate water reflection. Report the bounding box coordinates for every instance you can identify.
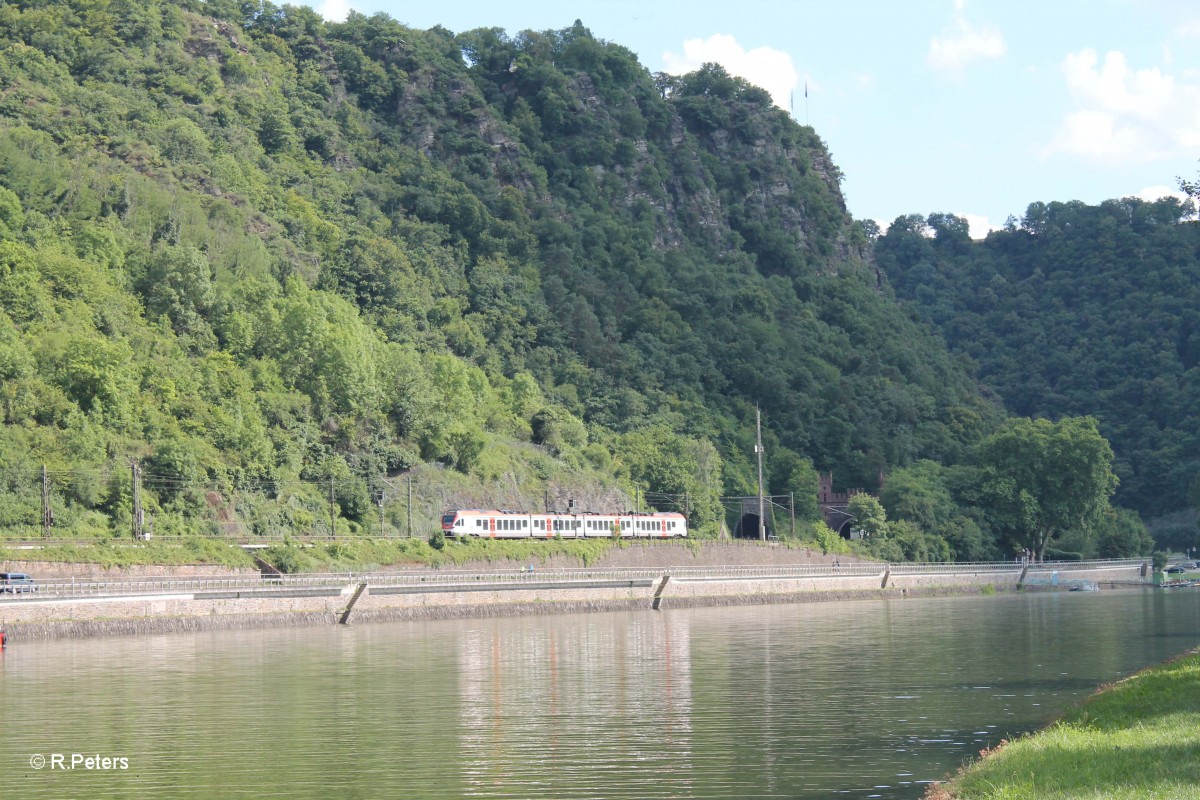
[457,614,694,798]
[1,590,1197,799]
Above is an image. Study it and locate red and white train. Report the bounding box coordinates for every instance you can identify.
[441,509,688,539]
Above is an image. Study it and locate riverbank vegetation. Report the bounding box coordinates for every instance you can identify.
[929,649,1200,799]
[0,532,860,573]
[0,1,1160,564]
[1,536,619,571]
[0,537,258,569]
[875,203,1200,552]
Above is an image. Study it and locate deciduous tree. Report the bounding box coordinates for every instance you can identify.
[974,416,1117,561]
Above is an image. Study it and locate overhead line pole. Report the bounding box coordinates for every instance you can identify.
[756,405,766,541]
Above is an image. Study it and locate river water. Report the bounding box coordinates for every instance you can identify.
[2,589,1197,799]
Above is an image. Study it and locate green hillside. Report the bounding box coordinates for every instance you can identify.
[0,0,1099,558]
[875,200,1200,546]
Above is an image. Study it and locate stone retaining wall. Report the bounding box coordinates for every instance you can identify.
[0,563,1148,641]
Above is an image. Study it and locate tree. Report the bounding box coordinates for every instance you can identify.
[846,493,887,540]
[1178,163,1199,201]
[1095,507,1153,558]
[974,416,1117,561]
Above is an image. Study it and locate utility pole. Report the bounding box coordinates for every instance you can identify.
[377,484,386,538]
[406,476,413,538]
[131,460,144,540]
[756,405,766,541]
[41,465,52,538]
[329,476,336,538]
[790,491,795,539]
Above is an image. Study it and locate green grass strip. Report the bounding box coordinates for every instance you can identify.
[933,649,1200,799]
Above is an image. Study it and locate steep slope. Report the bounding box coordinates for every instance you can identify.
[875,201,1200,519]
[0,1,996,538]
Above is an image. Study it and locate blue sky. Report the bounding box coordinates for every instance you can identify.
[318,0,1200,237]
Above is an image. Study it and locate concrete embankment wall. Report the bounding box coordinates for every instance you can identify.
[0,562,1148,641]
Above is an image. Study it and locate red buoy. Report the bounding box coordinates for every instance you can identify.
[0,630,6,649]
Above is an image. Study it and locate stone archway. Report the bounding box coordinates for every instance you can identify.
[734,512,771,539]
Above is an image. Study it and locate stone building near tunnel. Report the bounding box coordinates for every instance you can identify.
[818,472,882,539]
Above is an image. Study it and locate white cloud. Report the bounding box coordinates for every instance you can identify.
[316,0,352,22]
[662,34,799,110]
[1045,49,1200,162]
[1135,185,1188,203]
[1180,17,1200,39]
[927,12,1006,75]
[958,213,995,240]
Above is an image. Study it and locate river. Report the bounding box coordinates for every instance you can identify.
[2,589,1197,798]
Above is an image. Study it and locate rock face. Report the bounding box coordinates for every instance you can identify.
[366,23,866,285]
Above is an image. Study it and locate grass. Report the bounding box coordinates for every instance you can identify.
[0,534,816,574]
[0,538,259,569]
[0,536,625,573]
[929,650,1200,799]
[259,536,622,573]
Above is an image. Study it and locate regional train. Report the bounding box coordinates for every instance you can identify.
[441,509,688,539]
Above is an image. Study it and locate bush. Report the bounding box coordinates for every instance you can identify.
[260,542,318,573]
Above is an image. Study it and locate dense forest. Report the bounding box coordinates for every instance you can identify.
[0,0,1156,561]
[875,199,1200,551]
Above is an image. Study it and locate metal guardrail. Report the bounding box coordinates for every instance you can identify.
[0,559,1148,601]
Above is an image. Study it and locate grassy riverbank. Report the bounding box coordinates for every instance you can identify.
[0,536,851,573]
[0,536,691,572]
[929,649,1200,799]
[0,537,618,571]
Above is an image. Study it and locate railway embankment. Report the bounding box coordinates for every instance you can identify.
[0,557,1150,641]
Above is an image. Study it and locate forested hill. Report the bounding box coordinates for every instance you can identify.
[0,0,996,539]
[874,201,1200,523]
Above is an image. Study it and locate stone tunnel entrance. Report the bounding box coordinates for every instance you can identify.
[732,498,773,539]
[733,512,772,539]
[821,506,860,539]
